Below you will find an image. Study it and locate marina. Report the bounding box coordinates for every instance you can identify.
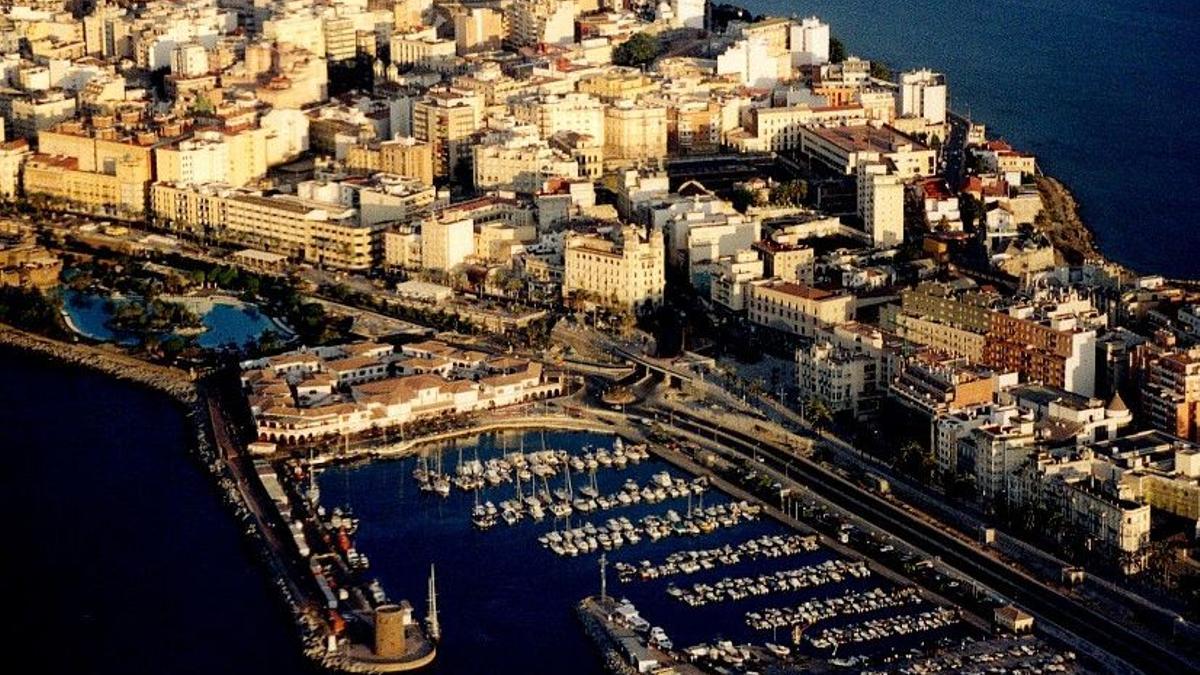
[805,608,962,652]
[313,429,989,673]
[745,586,924,631]
[666,560,872,607]
[614,534,820,582]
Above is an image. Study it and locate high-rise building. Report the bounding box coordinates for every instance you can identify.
[789,16,830,66]
[1142,348,1200,442]
[857,162,904,248]
[899,69,947,125]
[421,217,475,272]
[454,7,504,55]
[509,0,576,48]
[411,88,483,178]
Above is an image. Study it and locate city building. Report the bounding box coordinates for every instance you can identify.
[411,88,484,178]
[710,249,764,312]
[603,100,668,164]
[421,216,474,272]
[799,122,936,177]
[563,225,665,309]
[898,69,947,125]
[1141,347,1200,443]
[240,340,563,443]
[857,162,904,248]
[746,280,855,338]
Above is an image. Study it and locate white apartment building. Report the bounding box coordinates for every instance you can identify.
[857,162,904,248]
[789,16,830,66]
[711,250,764,312]
[796,340,879,420]
[899,69,947,125]
[716,37,786,89]
[512,93,605,145]
[421,216,475,271]
[509,0,576,48]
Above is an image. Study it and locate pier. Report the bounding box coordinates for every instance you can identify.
[576,595,706,675]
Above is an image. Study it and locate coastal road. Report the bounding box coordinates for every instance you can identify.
[653,405,1195,675]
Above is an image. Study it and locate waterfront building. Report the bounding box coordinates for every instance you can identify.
[563,225,665,309]
[799,122,936,178]
[796,339,880,421]
[746,280,855,338]
[715,37,786,89]
[898,69,947,126]
[728,103,866,154]
[789,16,830,66]
[240,340,563,444]
[149,183,383,271]
[892,352,1001,453]
[23,153,148,217]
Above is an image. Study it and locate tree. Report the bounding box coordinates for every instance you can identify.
[869,60,893,81]
[613,32,660,68]
[829,37,847,64]
[770,180,808,206]
[804,396,833,431]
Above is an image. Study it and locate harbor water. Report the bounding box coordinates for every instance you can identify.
[317,430,973,673]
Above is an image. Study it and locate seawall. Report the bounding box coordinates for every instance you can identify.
[0,324,197,403]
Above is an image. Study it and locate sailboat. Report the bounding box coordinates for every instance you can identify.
[432,448,451,497]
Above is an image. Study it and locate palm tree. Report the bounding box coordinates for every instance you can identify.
[805,396,833,431]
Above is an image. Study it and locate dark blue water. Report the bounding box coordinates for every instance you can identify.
[63,291,281,349]
[319,431,967,673]
[743,0,1200,278]
[0,349,312,674]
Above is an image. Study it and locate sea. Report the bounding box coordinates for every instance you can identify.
[0,349,315,675]
[741,0,1200,279]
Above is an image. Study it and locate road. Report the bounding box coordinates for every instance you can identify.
[652,404,1196,675]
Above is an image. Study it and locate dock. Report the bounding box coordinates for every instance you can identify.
[577,595,706,675]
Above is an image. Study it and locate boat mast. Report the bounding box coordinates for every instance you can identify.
[599,552,607,601]
[427,563,440,641]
